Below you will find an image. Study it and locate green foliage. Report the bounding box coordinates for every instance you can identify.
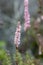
[0,49,12,65]
[25,52,35,65]
[0,41,6,48]
[14,50,23,65]
[14,50,35,65]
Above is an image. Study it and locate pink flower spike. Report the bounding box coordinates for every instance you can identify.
[24,0,31,31]
[14,21,21,48]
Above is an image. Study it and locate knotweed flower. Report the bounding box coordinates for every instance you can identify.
[24,0,31,31]
[14,21,21,48]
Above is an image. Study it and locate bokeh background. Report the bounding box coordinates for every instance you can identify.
[0,0,43,65]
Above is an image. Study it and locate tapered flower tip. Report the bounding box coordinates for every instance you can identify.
[24,0,28,3]
[17,21,21,28]
[18,21,20,25]
[16,21,21,31]
[24,0,29,6]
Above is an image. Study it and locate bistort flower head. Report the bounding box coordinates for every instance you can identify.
[14,21,21,48]
[24,0,31,31]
